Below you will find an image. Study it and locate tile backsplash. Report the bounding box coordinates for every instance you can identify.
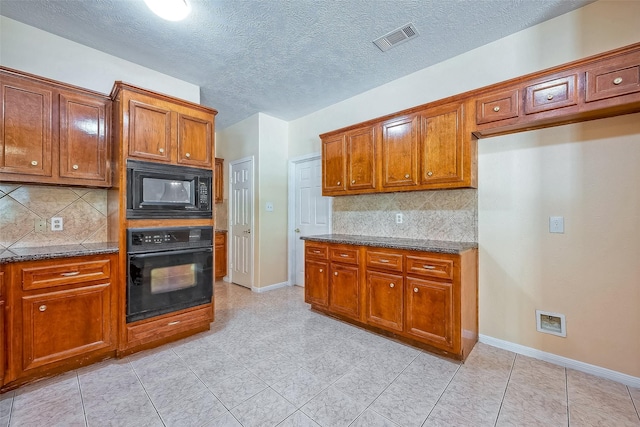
[332,189,477,242]
[215,200,228,230]
[0,184,108,249]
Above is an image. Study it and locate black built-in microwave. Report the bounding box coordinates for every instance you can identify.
[126,159,212,219]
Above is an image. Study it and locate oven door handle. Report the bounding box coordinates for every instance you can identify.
[128,247,213,259]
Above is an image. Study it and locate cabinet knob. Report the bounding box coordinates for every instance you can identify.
[404,174,410,179]
[351,180,356,184]
[39,305,47,312]
[319,269,323,273]
[613,77,623,85]
[427,171,433,177]
[159,148,165,154]
[31,160,38,166]
[185,152,191,158]
[493,106,500,112]
[334,272,338,276]
[547,94,554,101]
[414,288,418,293]
[72,164,79,170]
[389,283,394,288]
[336,181,341,186]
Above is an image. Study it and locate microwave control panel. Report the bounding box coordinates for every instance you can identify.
[199,181,209,208]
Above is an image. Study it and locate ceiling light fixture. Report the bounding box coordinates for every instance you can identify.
[143,0,191,21]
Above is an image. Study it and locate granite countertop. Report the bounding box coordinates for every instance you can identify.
[0,242,119,264]
[214,229,228,233]
[301,234,477,254]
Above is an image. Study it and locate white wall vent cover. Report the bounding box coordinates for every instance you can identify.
[373,23,419,52]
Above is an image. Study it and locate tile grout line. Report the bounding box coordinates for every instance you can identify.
[627,385,640,422]
[75,371,89,427]
[492,351,517,427]
[420,357,463,426]
[565,367,570,426]
[128,360,167,426]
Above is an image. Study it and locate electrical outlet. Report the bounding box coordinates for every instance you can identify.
[396,213,403,224]
[265,202,274,212]
[51,217,63,231]
[34,219,46,233]
[549,216,564,233]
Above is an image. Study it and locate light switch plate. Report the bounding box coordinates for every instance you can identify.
[549,216,564,233]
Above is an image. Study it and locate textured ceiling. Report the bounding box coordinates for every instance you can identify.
[0,0,595,129]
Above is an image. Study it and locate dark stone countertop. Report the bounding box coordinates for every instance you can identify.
[301,234,477,254]
[214,229,228,233]
[0,242,119,264]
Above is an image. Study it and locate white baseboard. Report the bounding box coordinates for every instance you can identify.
[479,334,640,388]
[251,281,290,293]
[222,275,230,282]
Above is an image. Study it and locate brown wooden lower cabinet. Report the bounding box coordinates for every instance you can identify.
[215,231,227,280]
[3,253,118,389]
[304,240,478,360]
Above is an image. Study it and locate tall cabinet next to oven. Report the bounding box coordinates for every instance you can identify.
[109,83,218,356]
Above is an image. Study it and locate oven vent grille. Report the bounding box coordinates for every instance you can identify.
[373,23,419,52]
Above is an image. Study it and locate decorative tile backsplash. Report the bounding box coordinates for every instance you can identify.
[332,189,477,242]
[215,200,228,230]
[0,184,108,249]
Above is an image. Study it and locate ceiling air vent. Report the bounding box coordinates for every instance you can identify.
[373,23,419,52]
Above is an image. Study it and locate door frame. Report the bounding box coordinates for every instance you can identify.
[228,156,255,288]
[287,152,332,286]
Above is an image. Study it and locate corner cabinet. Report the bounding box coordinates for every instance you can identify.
[111,82,217,169]
[0,67,112,187]
[321,99,476,196]
[304,240,478,360]
[215,158,224,203]
[3,254,118,388]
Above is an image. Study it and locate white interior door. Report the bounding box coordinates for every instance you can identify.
[293,157,331,286]
[230,157,253,288]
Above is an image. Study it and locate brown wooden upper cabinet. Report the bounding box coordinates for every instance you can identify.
[346,125,376,192]
[0,67,111,187]
[112,82,216,169]
[214,157,224,203]
[380,114,419,189]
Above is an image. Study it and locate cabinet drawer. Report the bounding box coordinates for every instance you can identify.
[305,243,328,260]
[524,74,578,115]
[406,255,453,280]
[22,260,111,291]
[476,89,519,124]
[127,305,211,343]
[366,250,403,272]
[329,246,359,264]
[585,54,640,102]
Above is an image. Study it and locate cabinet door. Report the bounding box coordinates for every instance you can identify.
[215,157,224,203]
[329,263,359,319]
[381,114,418,188]
[0,76,53,177]
[177,112,213,168]
[322,135,346,194]
[366,270,403,331]
[405,277,454,351]
[128,99,172,162]
[58,92,111,185]
[215,232,227,280]
[420,103,464,185]
[346,126,376,191]
[304,259,328,307]
[22,283,112,372]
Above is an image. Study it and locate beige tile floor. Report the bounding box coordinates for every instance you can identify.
[1,282,638,427]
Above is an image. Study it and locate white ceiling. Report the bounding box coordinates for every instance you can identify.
[0,0,595,130]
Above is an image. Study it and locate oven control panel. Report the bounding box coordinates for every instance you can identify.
[127,226,213,253]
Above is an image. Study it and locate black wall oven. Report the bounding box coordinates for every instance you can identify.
[126,159,212,219]
[127,226,213,323]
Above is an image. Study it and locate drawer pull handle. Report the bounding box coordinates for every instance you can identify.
[546,94,554,101]
[414,288,418,293]
[39,305,47,312]
[159,148,165,153]
[422,265,436,270]
[168,321,180,326]
[379,259,389,263]
[336,181,341,186]
[613,77,623,85]
[61,271,80,277]
[31,160,38,166]
[493,106,500,112]
[334,272,338,276]
[185,152,191,158]
[72,164,79,170]
[389,283,395,288]
[319,269,323,273]
[313,250,321,254]
[340,254,348,257]
[427,171,433,177]
[404,174,410,179]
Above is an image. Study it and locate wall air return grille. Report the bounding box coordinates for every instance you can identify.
[373,23,419,52]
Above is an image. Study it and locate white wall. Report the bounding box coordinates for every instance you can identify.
[286,0,640,377]
[0,17,199,101]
